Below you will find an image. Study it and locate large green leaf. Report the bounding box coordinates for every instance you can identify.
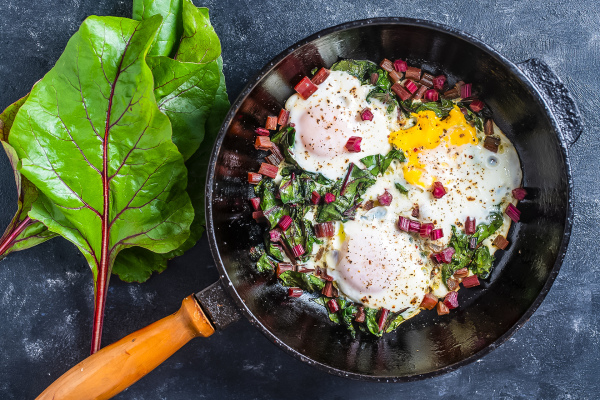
[9,15,194,352]
[114,2,229,283]
[175,0,221,64]
[133,0,183,57]
[0,95,57,259]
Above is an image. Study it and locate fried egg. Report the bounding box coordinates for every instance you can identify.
[285,70,522,316]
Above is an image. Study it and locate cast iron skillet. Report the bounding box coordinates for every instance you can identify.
[38,18,582,398]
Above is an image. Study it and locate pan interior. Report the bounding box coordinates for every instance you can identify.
[208,20,570,380]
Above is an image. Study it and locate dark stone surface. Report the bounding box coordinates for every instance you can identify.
[0,0,597,398]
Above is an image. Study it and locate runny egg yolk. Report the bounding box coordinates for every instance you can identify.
[388,106,478,187]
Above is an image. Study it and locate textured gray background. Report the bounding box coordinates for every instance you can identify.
[0,0,598,399]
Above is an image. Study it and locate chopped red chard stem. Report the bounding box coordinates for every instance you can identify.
[469,237,477,250]
[454,268,469,278]
[398,216,410,232]
[294,76,318,99]
[404,80,418,94]
[370,72,379,85]
[269,229,281,242]
[433,75,446,91]
[250,197,261,211]
[412,206,420,218]
[413,85,427,100]
[377,308,389,332]
[408,219,421,233]
[430,252,442,264]
[470,99,485,113]
[424,89,439,102]
[255,136,272,151]
[443,291,459,309]
[288,287,303,297]
[258,163,278,179]
[443,87,460,99]
[340,163,355,196]
[324,192,336,204]
[460,83,472,99]
[465,217,476,234]
[327,299,339,313]
[277,109,289,127]
[420,293,438,310]
[265,116,278,130]
[391,83,411,101]
[310,190,321,205]
[389,70,401,84]
[248,172,262,184]
[378,190,393,206]
[363,200,375,210]
[355,306,366,323]
[430,228,444,240]
[322,273,334,282]
[432,181,446,198]
[292,244,305,258]
[277,263,293,277]
[484,118,494,135]
[255,127,270,136]
[462,275,480,288]
[322,281,333,297]
[493,235,509,250]
[484,136,500,153]
[345,136,362,152]
[420,222,433,238]
[512,187,527,200]
[505,203,521,222]
[379,58,394,72]
[314,222,335,238]
[297,268,314,274]
[361,108,374,121]
[419,73,434,88]
[311,67,330,85]
[437,301,450,315]
[446,278,459,291]
[440,247,455,263]
[278,215,293,231]
[252,211,267,224]
[405,66,421,81]
[393,59,407,72]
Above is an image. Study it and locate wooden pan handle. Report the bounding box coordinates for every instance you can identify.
[37,295,215,400]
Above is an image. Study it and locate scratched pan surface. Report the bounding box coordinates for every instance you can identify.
[206,18,579,381]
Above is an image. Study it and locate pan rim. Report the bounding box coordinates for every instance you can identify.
[205,16,574,382]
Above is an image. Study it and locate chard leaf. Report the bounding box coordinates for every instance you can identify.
[175,0,221,64]
[9,15,194,352]
[416,98,455,118]
[0,95,58,258]
[256,253,276,273]
[279,174,303,204]
[331,59,377,84]
[360,148,405,176]
[385,313,405,333]
[471,245,493,279]
[133,0,183,57]
[278,270,325,292]
[395,182,408,196]
[364,307,382,337]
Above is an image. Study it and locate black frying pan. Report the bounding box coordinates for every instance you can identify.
[38,18,582,398]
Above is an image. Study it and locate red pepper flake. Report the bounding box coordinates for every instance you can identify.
[391,82,411,101]
[470,99,485,113]
[377,308,389,332]
[294,76,318,99]
[393,59,407,72]
[258,163,278,179]
[379,58,394,72]
[420,293,437,310]
[437,301,450,315]
[324,193,336,204]
[512,187,527,200]
[288,287,303,297]
[484,136,501,153]
[405,66,421,81]
[277,109,289,127]
[248,172,262,184]
[265,116,277,130]
[311,67,330,85]
[462,275,480,288]
[255,127,270,136]
[249,197,261,211]
[465,217,476,235]
[433,75,446,91]
[493,235,510,250]
[254,136,272,151]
